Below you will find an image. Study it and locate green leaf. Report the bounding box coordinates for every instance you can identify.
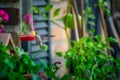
[44,4,53,12]
[85,7,92,14]
[108,55,114,61]
[63,13,74,29]
[39,60,48,69]
[56,52,63,57]
[33,6,40,14]
[99,0,104,3]
[66,60,71,68]
[30,61,36,67]
[108,46,114,52]
[95,35,102,41]
[99,54,106,60]
[79,37,86,47]
[90,28,95,34]
[103,2,107,6]
[106,37,117,42]
[106,9,111,16]
[5,59,14,70]
[88,21,95,26]
[88,14,95,19]
[8,72,26,80]
[53,8,60,17]
[41,44,48,51]
[15,47,26,57]
[45,66,56,78]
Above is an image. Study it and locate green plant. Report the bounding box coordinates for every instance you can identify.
[63,35,119,80]
[46,35,120,80]
[33,0,120,80]
[0,42,47,80]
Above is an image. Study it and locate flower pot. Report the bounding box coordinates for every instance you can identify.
[20,34,35,41]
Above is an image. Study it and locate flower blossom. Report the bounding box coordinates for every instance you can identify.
[0,29,2,33]
[0,9,9,22]
[54,61,61,65]
[0,9,9,33]
[24,13,32,25]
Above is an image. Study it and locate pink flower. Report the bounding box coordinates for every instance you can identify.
[31,27,35,30]
[0,10,4,16]
[0,9,9,22]
[0,17,3,21]
[4,13,9,21]
[24,13,32,25]
[0,29,2,33]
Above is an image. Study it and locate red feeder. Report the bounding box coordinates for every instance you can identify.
[20,34,35,41]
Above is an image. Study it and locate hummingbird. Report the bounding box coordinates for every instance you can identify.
[35,32,55,51]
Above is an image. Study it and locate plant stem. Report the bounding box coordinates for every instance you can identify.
[64,27,71,47]
[72,7,79,41]
[71,0,81,38]
[50,20,64,29]
[80,0,84,36]
[50,20,71,47]
[98,0,110,55]
[90,63,97,80]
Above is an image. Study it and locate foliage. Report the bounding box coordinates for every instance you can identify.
[33,0,119,80]
[40,44,48,51]
[0,42,47,80]
[46,35,120,80]
[63,36,119,80]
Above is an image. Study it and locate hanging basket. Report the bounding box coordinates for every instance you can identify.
[20,34,35,41]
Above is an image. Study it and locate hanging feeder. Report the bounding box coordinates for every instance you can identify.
[20,34,35,41]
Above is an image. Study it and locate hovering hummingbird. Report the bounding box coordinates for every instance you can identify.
[35,32,55,45]
[35,32,55,51]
